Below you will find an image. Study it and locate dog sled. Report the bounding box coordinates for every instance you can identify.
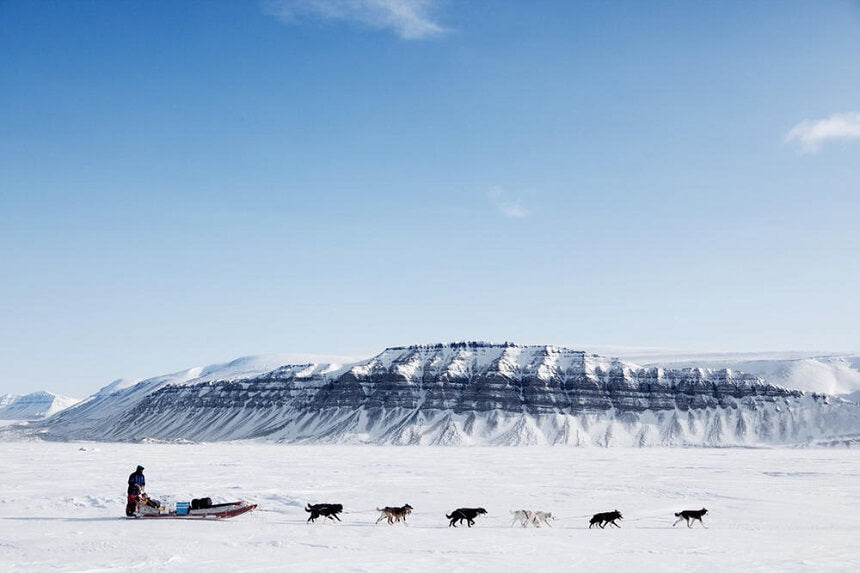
[128,494,257,520]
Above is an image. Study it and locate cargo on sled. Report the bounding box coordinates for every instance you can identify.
[127,490,256,520]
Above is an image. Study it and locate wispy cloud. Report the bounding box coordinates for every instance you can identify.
[785,112,860,154]
[487,187,530,219]
[263,0,446,40]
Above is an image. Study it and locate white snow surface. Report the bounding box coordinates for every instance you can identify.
[0,441,857,572]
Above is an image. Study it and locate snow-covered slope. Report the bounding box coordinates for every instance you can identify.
[615,352,860,396]
[0,391,79,420]
[29,343,860,446]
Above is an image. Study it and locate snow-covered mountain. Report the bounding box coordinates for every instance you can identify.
[0,391,79,420]
[663,356,860,397]
[0,393,18,408]
[602,350,860,396]
[30,343,860,446]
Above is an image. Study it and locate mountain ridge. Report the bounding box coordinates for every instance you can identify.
[23,342,860,446]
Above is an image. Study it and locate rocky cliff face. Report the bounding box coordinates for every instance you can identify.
[30,343,860,446]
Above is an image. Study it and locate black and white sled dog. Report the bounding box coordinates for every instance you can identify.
[589,510,622,529]
[306,503,344,523]
[446,507,487,527]
[673,508,708,528]
[510,509,554,527]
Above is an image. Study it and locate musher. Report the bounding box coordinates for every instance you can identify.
[125,465,146,516]
[128,465,145,494]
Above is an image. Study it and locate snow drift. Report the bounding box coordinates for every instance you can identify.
[27,343,860,446]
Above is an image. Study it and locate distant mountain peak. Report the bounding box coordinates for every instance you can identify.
[0,391,79,420]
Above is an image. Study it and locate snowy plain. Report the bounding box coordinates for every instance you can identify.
[0,442,857,572]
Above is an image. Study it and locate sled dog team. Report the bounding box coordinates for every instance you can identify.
[304,503,709,529]
[129,463,709,528]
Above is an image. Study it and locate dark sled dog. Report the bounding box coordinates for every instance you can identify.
[589,510,623,529]
[376,504,413,525]
[446,507,487,527]
[306,503,344,523]
[673,508,708,528]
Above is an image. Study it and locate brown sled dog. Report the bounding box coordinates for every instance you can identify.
[375,504,413,525]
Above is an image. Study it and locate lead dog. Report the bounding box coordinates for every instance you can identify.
[589,510,622,529]
[376,504,413,525]
[306,503,343,523]
[674,508,708,528]
[447,507,487,527]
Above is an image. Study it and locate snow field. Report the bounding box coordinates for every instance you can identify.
[0,442,857,571]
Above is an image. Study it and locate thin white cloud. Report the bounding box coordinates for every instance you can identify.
[263,0,446,39]
[785,112,860,154]
[487,187,530,219]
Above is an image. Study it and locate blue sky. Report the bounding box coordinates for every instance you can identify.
[2,1,859,396]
